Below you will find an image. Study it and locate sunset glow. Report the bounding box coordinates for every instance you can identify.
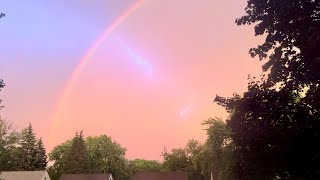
[0,0,263,160]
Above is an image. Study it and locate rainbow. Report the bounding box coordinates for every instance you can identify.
[49,0,145,143]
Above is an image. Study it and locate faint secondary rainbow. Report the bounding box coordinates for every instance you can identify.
[49,0,145,144]
[117,37,153,79]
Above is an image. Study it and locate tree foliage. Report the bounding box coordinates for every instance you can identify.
[0,118,19,171]
[162,139,204,180]
[0,79,4,110]
[49,133,132,180]
[162,148,189,172]
[215,0,320,179]
[35,138,48,170]
[161,132,234,180]
[216,81,320,179]
[63,131,91,174]
[236,0,320,88]
[86,135,131,180]
[0,121,47,171]
[19,123,39,170]
[48,140,72,180]
[129,159,162,174]
[193,118,234,180]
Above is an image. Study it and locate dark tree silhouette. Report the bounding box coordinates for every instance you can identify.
[0,79,4,110]
[236,0,320,88]
[215,0,320,179]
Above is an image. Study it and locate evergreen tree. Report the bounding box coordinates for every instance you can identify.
[35,137,47,170]
[19,123,37,170]
[63,131,91,174]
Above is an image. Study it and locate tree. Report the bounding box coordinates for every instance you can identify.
[214,0,320,179]
[216,81,320,179]
[184,139,204,180]
[162,148,189,172]
[49,133,132,180]
[86,135,131,179]
[0,79,4,110]
[0,81,20,171]
[162,140,204,180]
[63,131,91,174]
[0,118,19,171]
[129,159,162,174]
[200,118,234,180]
[236,0,320,89]
[193,143,211,179]
[0,80,3,89]
[35,137,47,170]
[18,123,38,170]
[48,140,72,180]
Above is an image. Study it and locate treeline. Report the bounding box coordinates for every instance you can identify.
[0,120,47,171]
[0,117,232,180]
[47,118,230,180]
[161,118,234,180]
[0,79,47,171]
[48,131,131,180]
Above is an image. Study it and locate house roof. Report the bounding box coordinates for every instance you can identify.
[0,171,48,180]
[133,171,188,180]
[59,174,112,180]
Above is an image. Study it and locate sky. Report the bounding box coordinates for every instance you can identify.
[0,0,264,160]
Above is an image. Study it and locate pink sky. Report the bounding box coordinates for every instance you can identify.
[0,0,263,160]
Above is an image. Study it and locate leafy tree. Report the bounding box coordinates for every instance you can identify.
[184,140,204,180]
[236,0,320,89]
[129,159,162,174]
[48,140,72,180]
[162,140,204,180]
[49,133,132,179]
[86,135,131,179]
[0,81,20,171]
[0,118,19,171]
[193,143,211,179]
[214,0,320,179]
[162,148,189,172]
[200,118,234,180]
[216,81,320,179]
[63,131,91,174]
[35,137,48,170]
[18,123,38,170]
